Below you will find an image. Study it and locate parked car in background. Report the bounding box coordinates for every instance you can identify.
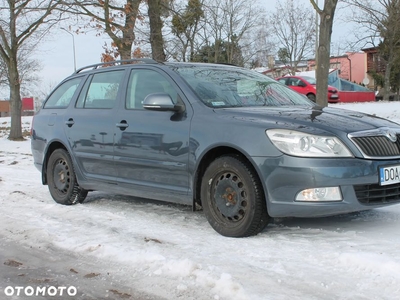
[31,60,400,238]
[276,75,340,103]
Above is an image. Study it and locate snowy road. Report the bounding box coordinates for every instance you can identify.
[1,103,400,299]
[0,237,165,300]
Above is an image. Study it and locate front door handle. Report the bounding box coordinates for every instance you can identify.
[116,120,129,130]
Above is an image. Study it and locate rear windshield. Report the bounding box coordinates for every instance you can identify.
[172,65,314,108]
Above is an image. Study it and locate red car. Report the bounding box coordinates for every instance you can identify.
[276,75,339,103]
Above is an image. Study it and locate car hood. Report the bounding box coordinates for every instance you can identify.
[216,106,399,135]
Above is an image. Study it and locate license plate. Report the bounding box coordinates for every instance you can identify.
[379,165,400,186]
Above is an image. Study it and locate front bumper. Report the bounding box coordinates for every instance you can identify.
[252,155,400,218]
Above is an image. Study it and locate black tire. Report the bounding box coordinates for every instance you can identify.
[47,149,88,205]
[201,155,270,237]
[307,93,316,102]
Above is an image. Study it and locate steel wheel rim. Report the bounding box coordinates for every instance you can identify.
[211,172,248,222]
[52,158,71,196]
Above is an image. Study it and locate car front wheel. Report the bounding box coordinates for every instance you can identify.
[201,155,270,237]
[307,93,316,102]
[47,149,88,205]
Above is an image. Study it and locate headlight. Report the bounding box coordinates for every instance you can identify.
[266,129,353,157]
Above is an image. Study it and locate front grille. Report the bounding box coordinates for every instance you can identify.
[351,135,400,157]
[354,183,400,204]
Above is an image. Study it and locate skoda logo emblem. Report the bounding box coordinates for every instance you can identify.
[385,130,397,142]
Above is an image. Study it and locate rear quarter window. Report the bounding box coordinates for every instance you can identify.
[44,77,83,108]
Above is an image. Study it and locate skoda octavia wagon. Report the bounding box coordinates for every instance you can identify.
[31,59,400,237]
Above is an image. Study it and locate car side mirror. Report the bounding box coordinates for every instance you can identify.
[143,93,184,113]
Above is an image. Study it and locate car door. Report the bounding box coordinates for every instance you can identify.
[65,69,126,183]
[286,77,302,94]
[113,68,192,204]
[289,77,315,97]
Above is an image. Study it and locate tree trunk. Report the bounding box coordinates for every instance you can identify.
[314,0,338,107]
[119,43,134,60]
[383,61,392,101]
[148,0,166,62]
[102,0,141,61]
[189,38,195,62]
[182,47,187,62]
[8,56,23,140]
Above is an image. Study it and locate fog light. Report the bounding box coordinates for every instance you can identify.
[295,187,342,202]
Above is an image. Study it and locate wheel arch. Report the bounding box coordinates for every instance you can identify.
[41,141,68,185]
[193,146,265,210]
[306,93,316,102]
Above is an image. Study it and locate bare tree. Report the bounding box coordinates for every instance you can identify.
[0,50,40,97]
[241,20,276,68]
[68,0,171,62]
[165,0,266,65]
[344,0,400,101]
[0,0,65,140]
[171,0,205,62]
[17,52,42,97]
[310,0,339,107]
[200,0,266,65]
[68,0,142,60]
[270,0,316,75]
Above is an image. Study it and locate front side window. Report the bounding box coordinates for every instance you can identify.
[76,70,124,109]
[287,78,300,86]
[172,65,313,108]
[126,69,178,110]
[302,76,316,85]
[44,77,83,108]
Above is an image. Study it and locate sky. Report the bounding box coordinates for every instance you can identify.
[1,101,400,299]
[30,0,352,96]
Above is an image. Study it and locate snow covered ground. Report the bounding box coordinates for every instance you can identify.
[1,101,400,299]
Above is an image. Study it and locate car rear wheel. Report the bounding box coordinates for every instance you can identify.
[47,149,88,205]
[201,155,270,237]
[307,93,316,102]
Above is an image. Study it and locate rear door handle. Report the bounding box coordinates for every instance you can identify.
[65,118,74,127]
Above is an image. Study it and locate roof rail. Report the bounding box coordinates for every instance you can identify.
[75,58,159,74]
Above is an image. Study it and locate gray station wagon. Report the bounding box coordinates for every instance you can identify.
[31,59,400,237]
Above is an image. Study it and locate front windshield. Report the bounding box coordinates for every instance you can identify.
[172,65,314,108]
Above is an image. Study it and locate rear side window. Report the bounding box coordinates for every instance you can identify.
[76,70,124,109]
[277,78,287,85]
[44,77,83,108]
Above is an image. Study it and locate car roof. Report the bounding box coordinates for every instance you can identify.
[73,59,241,75]
[164,61,239,68]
